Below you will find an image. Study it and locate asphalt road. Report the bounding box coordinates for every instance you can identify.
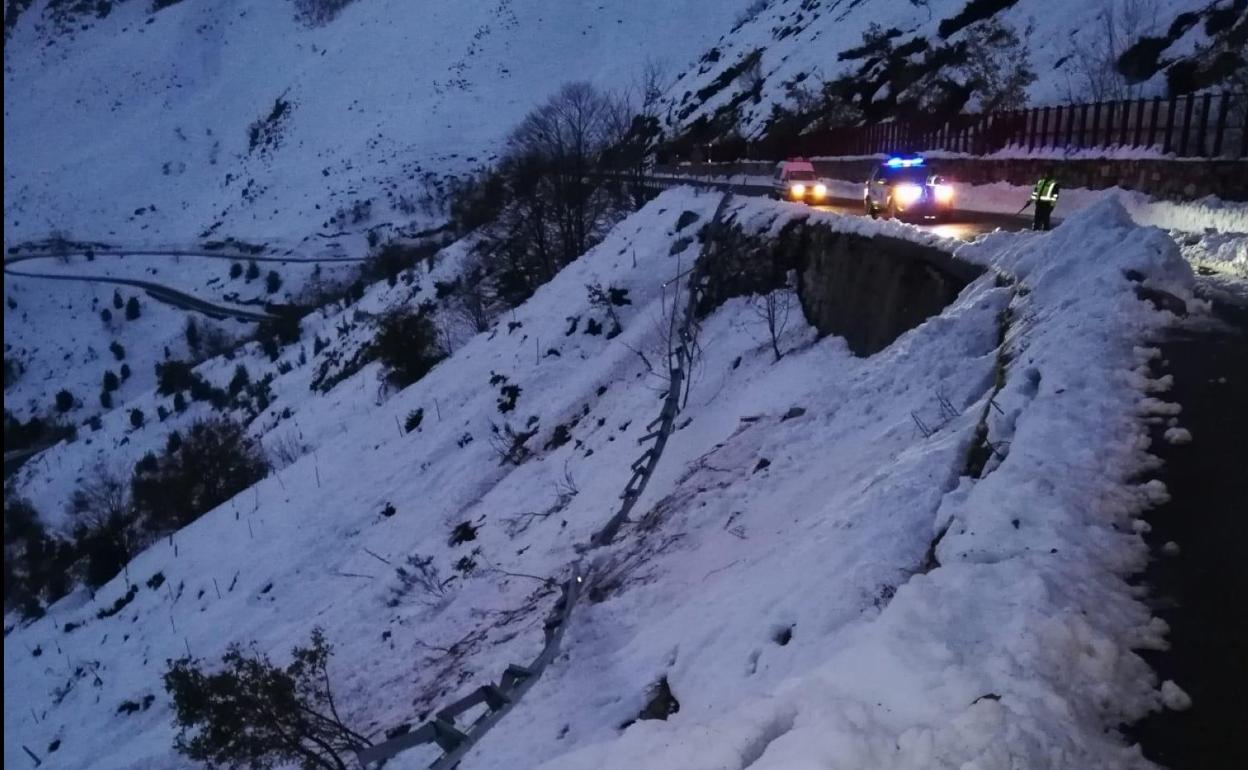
[3,266,278,322]
[2,248,368,323]
[645,176,1039,240]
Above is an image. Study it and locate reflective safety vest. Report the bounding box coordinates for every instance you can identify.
[1031,177,1059,204]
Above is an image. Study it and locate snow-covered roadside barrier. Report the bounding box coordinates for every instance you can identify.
[948,181,1248,235]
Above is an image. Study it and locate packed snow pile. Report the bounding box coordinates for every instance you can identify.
[1170,228,1248,278]
[3,188,1198,769]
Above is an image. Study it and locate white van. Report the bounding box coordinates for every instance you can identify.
[771,158,827,203]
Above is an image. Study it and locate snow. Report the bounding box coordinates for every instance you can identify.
[1163,426,1192,445]
[662,0,1214,137]
[1159,680,1192,711]
[3,0,753,246]
[1171,228,1248,278]
[3,273,254,422]
[3,188,1202,770]
[949,182,1248,234]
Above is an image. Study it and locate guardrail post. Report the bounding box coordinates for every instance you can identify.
[1196,92,1212,157]
[1179,93,1195,156]
[1148,96,1161,149]
[1212,92,1229,157]
[1241,93,1248,158]
[1163,95,1177,154]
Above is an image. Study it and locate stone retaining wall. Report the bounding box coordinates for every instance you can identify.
[699,216,983,356]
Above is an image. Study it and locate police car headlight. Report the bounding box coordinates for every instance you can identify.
[933,184,954,203]
[894,183,922,206]
[813,183,827,198]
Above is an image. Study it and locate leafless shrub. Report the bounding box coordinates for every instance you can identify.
[386,554,451,607]
[489,421,538,466]
[752,284,794,363]
[265,429,308,470]
[503,462,579,536]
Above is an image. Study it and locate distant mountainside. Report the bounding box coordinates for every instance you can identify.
[2,0,749,245]
[4,0,1230,248]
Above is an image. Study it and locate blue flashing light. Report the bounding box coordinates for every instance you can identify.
[885,156,925,168]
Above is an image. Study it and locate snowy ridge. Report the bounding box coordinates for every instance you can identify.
[5,189,1197,769]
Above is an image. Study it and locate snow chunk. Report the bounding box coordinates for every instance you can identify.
[1138,397,1182,417]
[1145,374,1174,393]
[1163,427,1192,445]
[1143,480,1171,506]
[1160,680,1192,711]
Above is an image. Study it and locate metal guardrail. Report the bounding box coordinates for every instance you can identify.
[355,571,583,768]
[590,191,733,546]
[356,191,735,769]
[668,92,1248,162]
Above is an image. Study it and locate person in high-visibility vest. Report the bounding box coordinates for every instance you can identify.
[1028,170,1060,231]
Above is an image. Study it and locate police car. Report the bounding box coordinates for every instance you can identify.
[771,158,828,204]
[863,156,954,221]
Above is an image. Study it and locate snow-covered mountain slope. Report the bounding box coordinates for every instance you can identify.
[3,0,751,245]
[661,0,1215,135]
[2,247,367,423]
[4,188,1198,769]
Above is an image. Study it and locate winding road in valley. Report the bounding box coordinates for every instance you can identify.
[3,248,366,323]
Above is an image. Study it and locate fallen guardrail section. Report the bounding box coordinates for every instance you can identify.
[355,191,734,769]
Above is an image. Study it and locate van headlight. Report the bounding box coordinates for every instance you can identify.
[813,183,827,199]
[894,183,923,206]
[789,183,806,198]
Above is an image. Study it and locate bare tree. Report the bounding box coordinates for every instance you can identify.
[67,463,130,533]
[753,287,794,363]
[507,82,624,266]
[1064,0,1163,102]
[960,18,1036,113]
